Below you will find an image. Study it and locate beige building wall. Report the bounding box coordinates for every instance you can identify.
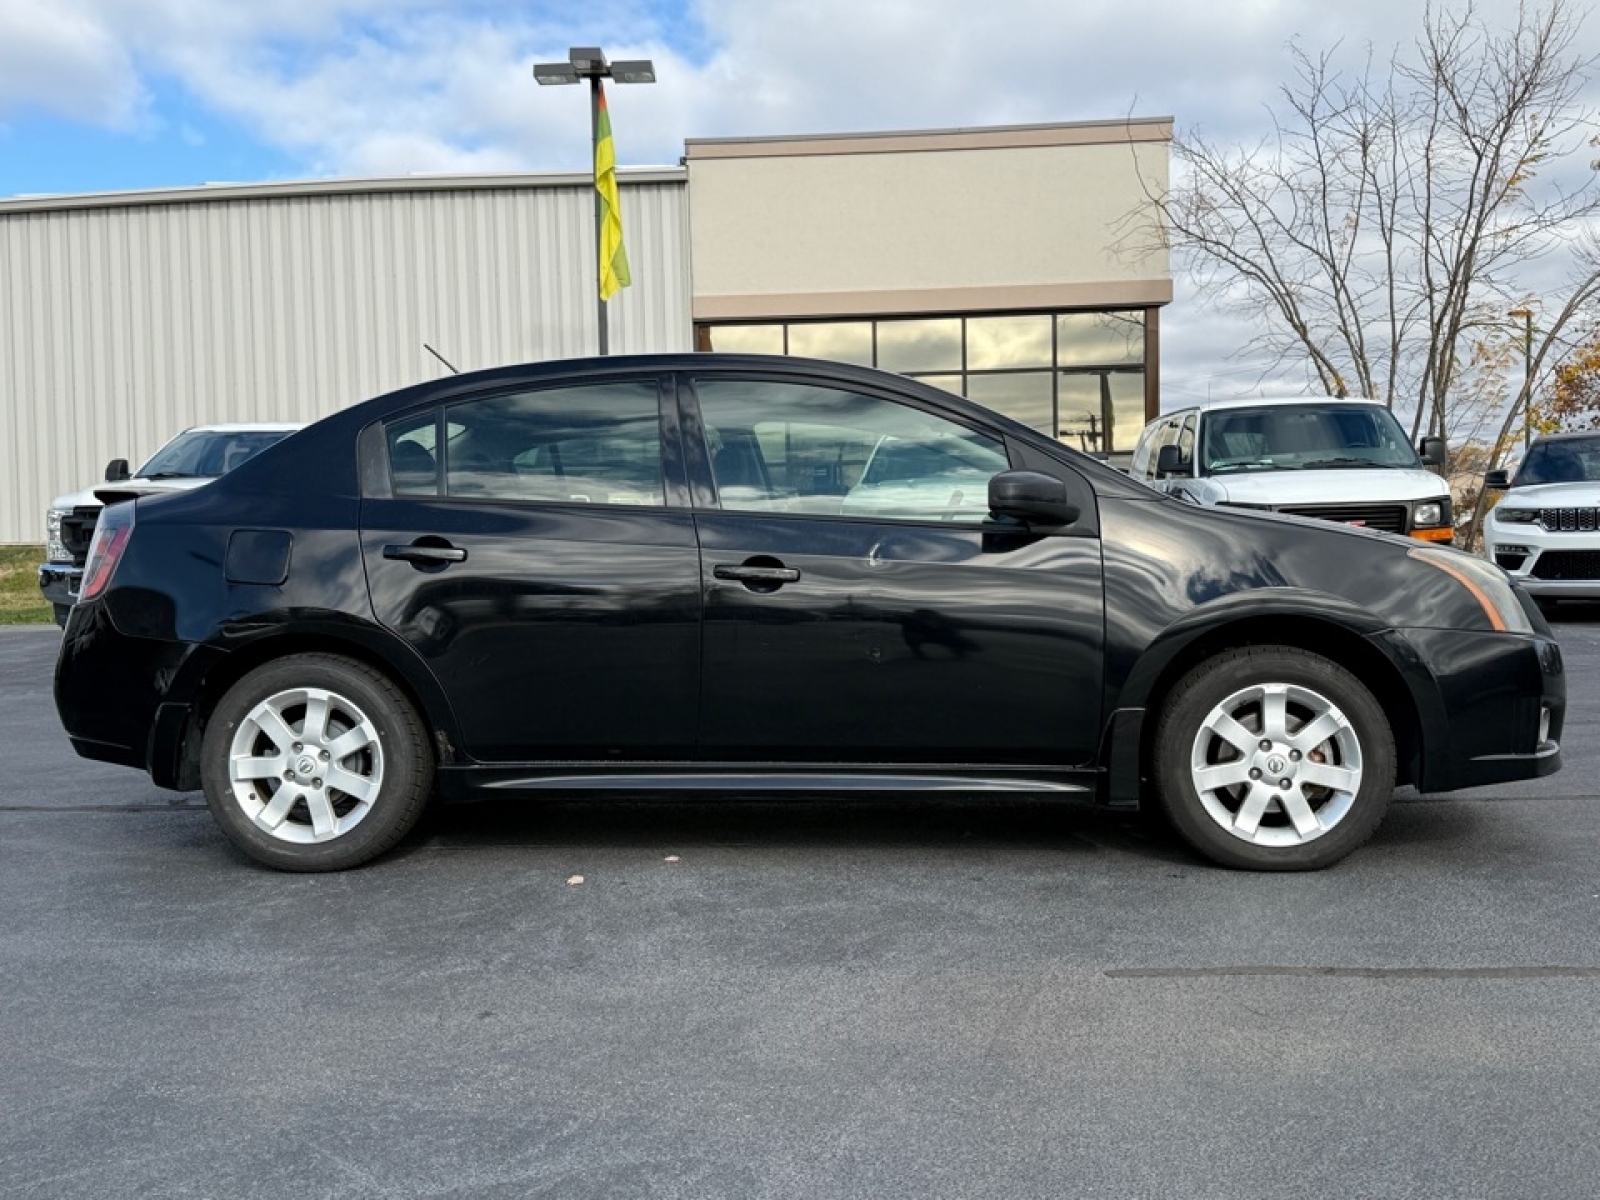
[685,120,1171,321]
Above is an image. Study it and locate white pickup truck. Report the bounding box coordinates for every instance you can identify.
[1127,396,1453,543]
[39,423,302,625]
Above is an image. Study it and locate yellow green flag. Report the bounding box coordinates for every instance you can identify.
[595,83,631,301]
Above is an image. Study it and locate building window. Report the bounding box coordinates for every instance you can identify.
[786,321,873,365]
[702,324,785,354]
[698,309,1151,455]
[876,318,961,373]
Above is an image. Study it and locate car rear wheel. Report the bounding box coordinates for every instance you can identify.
[1151,646,1396,871]
[200,653,433,871]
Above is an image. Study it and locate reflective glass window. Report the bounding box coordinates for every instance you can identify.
[695,379,1008,524]
[966,315,1052,370]
[878,318,963,373]
[428,382,663,505]
[705,325,784,354]
[1057,311,1144,367]
[1514,434,1600,485]
[1058,370,1145,455]
[136,428,296,479]
[787,322,873,366]
[387,412,440,495]
[965,372,1054,437]
[910,374,965,396]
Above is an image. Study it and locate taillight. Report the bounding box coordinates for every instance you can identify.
[79,502,136,603]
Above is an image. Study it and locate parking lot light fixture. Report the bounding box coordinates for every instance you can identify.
[533,46,657,355]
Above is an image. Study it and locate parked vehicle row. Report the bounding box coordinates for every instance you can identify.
[53,356,1563,874]
[1127,397,1600,605]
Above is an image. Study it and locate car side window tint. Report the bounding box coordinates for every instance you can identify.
[387,412,440,495]
[387,382,665,505]
[694,379,1008,524]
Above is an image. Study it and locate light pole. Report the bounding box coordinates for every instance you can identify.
[533,47,656,355]
[1508,307,1534,450]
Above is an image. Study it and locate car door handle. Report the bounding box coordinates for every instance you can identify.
[384,542,468,565]
[713,564,801,583]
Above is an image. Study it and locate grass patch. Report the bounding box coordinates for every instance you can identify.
[0,545,54,626]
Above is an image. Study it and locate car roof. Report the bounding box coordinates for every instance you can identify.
[1528,431,1600,444]
[1158,395,1388,416]
[176,422,305,433]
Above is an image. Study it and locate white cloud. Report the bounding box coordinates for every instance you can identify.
[11,0,1581,178]
[3,0,1593,398]
[0,0,143,125]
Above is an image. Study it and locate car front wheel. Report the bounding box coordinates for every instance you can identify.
[1151,646,1396,871]
[200,653,433,871]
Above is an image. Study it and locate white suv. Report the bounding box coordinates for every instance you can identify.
[1484,432,1600,604]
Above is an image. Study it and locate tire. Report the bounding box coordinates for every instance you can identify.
[1151,646,1396,871]
[53,603,71,627]
[200,653,433,871]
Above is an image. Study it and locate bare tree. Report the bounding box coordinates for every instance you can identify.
[1145,1,1600,482]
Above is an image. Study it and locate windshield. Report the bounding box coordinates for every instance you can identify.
[1511,436,1600,486]
[1200,404,1422,475]
[136,428,294,479]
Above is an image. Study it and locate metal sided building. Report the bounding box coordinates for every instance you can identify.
[0,117,1170,544]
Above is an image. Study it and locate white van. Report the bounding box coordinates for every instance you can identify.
[1128,396,1453,543]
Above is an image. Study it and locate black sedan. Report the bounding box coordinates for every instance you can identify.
[54,355,1564,872]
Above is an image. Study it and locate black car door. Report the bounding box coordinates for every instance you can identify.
[685,373,1106,768]
[359,374,701,762]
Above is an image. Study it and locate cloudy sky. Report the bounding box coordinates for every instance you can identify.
[2,0,1595,402]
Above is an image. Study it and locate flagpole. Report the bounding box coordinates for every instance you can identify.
[533,48,655,359]
[590,74,607,356]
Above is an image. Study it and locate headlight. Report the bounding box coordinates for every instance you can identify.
[45,509,69,562]
[1494,507,1540,525]
[1413,501,1446,528]
[1408,546,1533,634]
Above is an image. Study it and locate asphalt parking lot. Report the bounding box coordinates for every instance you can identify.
[5,616,1600,1200]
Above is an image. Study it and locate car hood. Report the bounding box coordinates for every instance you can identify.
[1204,467,1447,506]
[1497,481,1600,508]
[49,476,212,510]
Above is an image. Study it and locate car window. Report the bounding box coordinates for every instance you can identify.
[1200,404,1420,473]
[1176,413,1197,467]
[385,381,664,505]
[1513,437,1600,486]
[136,429,295,479]
[694,379,1009,523]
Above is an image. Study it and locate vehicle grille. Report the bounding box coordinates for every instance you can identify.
[1274,503,1408,533]
[1531,550,1600,581]
[1538,508,1600,532]
[61,505,101,565]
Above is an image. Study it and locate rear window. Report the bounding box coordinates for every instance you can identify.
[385,381,664,506]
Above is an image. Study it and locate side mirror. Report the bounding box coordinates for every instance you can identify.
[104,458,131,482]
[988,470,1078,527]
[1419,436,1446,467]
[1484,468,1511,490]
[1155,444,1189,478]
